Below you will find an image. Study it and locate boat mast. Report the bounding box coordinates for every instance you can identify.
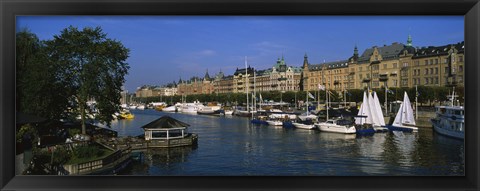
[245,56,249,113]
[306,92,309,115]
[451,86,455,106]
[415,85,418,120]
[254,67,256,113]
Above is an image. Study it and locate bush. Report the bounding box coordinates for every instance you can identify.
[73,145,105,159]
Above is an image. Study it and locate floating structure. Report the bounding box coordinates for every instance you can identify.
[141,116,198,148]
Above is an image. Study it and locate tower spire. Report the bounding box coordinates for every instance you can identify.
[302,52,309,69]
[407,34,413,47]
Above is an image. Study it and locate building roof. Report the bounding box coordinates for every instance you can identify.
[308,60,349,71]
[412,41,465,59]
[358,42,405,63]
[140,115,190,129]
[234,67,255,76]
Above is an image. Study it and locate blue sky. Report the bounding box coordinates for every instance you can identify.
[16,16,463,92]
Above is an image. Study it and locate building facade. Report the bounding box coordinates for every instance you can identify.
[302,37,464,92]
[177,70,215,96]
[139,37,464,97]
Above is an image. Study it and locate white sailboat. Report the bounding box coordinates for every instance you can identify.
[387,92,418,132]
[352,91,376,135]
[355,91,373,125]
[371,92,388,131]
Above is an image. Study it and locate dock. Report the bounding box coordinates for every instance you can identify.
[96,134,198,150]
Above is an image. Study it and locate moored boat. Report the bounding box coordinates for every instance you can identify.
[223,110,234,115]
[119,110,134,119]
[292,120,316,130]
[197,107,221,115]
[387,92,418,132]
[266,119,283,126]
[431,105,464,139]
[315,119,356,134]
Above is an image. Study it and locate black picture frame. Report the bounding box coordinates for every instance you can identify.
[1,0,479,190]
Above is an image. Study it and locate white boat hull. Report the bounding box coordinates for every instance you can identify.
[315,123,356,134]
[292,122,316,130]
[390,124,418,131]
[373,126,389,132]
[266,120,283,126]
[223,110,234,115]
[162,106,177,112]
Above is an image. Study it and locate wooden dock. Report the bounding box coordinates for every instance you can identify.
[96,134,198,150]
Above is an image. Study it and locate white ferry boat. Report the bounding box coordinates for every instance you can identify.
[431,105,464,139]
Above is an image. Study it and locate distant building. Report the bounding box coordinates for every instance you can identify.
[140,36,464,96]
[302,36,464,91]
[177,70,214,95]
[135,85,178,98]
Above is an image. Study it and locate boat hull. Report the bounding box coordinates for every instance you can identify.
[432,119,464,139]
[197,110,221,115]
[266,120,283,126]
[373,126,389,132]
[315,123,356,134]
[292,122,316,130]
[251,119,268,125]
[386,124,417,132]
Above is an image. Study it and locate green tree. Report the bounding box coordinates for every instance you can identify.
[45,26,130,134]
[16,29,70,120]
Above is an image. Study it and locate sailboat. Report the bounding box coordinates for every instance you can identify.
[353,91,376,135]
[371,92,388,132]
[387,92,418,132]
[292,92,317,130]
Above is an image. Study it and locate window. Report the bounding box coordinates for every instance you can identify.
[459,56,464,62]
[459,66,463,72]
[435,68,438,74]
[359,74,362,79]
[425,69,428,75]
[430,68,433,75]
[435,59,439,64]
[444,58,448,63]
[435,77,439,84]
[425,78,429,84]
[425,60,428,65]
[393,63,398,68]
[384,64,387,69]
[430,59,433,65]
[359,67,362,72]
[403,62,408,67]
[414,60,420,66]
[413,78,417,85]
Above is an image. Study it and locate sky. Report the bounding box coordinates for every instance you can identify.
[16,16,464,92]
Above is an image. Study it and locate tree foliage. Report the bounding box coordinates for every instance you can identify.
[17,26,130,134]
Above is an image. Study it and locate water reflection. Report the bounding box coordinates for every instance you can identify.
[108,109,464,176]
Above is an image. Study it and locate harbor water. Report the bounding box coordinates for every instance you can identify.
[110,109,464,176]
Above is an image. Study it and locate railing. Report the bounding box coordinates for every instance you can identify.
[64,147,131,175]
